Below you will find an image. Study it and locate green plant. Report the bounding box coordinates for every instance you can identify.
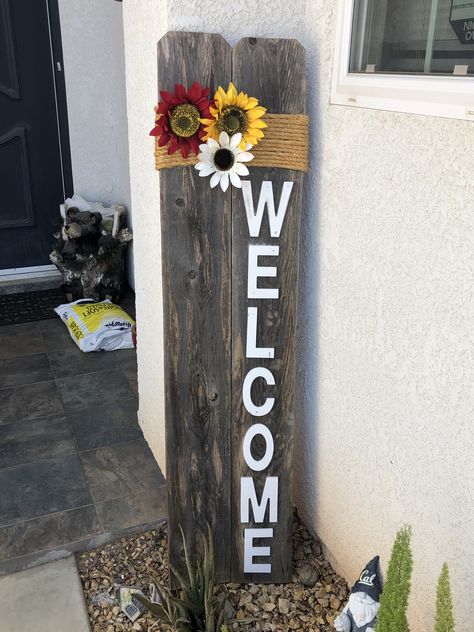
[435,563,455,632]
[136,525,228,632]
[376,525,413,632]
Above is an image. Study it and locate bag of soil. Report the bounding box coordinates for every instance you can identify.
[55,299,135,352]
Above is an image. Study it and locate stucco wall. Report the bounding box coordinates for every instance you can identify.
[58,0,134,285]
[122,2,473,630]
[122,0,167,469]
[299,4,473,630]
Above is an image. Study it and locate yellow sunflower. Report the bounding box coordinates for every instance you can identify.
[200,82,267,148]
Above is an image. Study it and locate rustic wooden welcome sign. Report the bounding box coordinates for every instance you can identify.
[156,31,306,584]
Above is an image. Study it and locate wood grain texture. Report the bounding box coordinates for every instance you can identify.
[158,32,232,584]
[230,37,306,583]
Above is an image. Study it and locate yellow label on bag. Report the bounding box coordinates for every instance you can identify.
[67,317,85,341]
[70,302,134,333]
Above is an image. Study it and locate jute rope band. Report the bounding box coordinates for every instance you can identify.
[155,113,309,172]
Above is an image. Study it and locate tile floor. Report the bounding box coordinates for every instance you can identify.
[0,295,167,574]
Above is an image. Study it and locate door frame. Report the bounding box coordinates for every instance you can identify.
[45,0,73,200]
[0,0,73,278]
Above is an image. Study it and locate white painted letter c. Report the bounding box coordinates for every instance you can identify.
[243,367,275,417]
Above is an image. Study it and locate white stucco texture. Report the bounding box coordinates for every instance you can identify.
[122,0,168,470]
[58,0,134,285]
[122,2,473,630]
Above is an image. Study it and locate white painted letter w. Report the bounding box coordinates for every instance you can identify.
[242,181,294,238]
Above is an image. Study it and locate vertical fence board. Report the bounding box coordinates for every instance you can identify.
[158,31,232,583]
[230,38,306,583]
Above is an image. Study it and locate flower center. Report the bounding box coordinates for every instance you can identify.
[217,106,247,135]
[213,148,235,171]
[169,104,200,138]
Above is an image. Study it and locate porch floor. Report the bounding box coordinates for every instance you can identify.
[0,293,167,575]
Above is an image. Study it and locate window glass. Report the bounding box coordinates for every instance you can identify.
[350,0,474,74]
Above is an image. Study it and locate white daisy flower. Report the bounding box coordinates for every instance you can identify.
[194,131,254,192]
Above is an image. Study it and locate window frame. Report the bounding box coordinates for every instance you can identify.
[330,0,474,121]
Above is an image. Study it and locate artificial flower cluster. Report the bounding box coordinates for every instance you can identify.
[150,82,212,158]
[150,81,267,191]
[195,132,253,192]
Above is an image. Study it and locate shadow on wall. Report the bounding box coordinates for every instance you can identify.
[293,35,321,532]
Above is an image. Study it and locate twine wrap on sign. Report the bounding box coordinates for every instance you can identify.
[154,113,309,172]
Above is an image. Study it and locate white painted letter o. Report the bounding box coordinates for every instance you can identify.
[243,423,274,472]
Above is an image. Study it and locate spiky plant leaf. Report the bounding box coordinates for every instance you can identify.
[134,591,190,632]
[139,522,228,632]
[179,524,198,595]
[133,593,167,618]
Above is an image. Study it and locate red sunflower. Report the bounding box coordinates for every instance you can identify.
[150,81,212,159]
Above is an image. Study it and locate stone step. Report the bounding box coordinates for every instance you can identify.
[0,273,62,296]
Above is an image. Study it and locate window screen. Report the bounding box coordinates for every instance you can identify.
[350,0,474,75]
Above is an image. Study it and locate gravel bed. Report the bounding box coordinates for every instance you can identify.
[77,514,349,631]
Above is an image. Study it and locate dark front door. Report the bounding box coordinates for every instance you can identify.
[0,0,70,270]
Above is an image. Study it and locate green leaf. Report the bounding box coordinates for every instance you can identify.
[137,521,227,632]
[435,563,455,632]
[376,525,413,632]
[133,593,167,618]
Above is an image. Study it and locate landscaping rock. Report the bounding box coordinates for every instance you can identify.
[278,598,290,614]
[297,563,320,587]
[76,514,349,631]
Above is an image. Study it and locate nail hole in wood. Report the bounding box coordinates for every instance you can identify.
[175,197,184,207]
[188,269,196,279]
[209,391,218,402]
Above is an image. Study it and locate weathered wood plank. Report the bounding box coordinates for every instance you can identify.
[158,31,232,584]
[230,37,306,583]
